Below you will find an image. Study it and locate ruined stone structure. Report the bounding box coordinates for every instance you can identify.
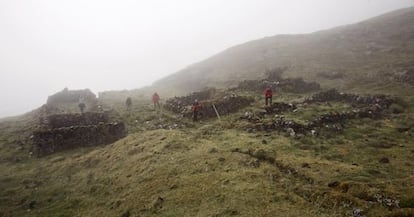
[32,112,126,156]
[236,77,320,94]
[164,88,217,113]
[46,112,109,128]
[47,88,97,105]
[46,88,99,114]
[164,89,254,120]
[304,89,395,108]
[198,95,254,119]
[241,90,398,136]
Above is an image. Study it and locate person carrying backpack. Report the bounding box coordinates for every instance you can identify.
[152,92,160,109]
[264,87,273,106]
[191,99,202,121]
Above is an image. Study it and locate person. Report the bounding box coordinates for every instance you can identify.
[78,102,86,113]
[264,87,273,106]
[125,97,132,111]
[191,99,202,121]
[152,92,160,109]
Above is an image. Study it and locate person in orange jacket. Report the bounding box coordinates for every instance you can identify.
[191,99,202,121]
[264,87,273,106]
[152,92,160,109]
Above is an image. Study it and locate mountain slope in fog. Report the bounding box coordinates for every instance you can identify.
[153,7,414,94]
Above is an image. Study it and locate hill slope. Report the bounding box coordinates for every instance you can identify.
[153,7,414,95]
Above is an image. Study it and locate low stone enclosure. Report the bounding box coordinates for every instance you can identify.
[32,112,126,157]
[241,89,399,137]
[236,77,320,94]
[164,89,254,120]
[234,68,320,93]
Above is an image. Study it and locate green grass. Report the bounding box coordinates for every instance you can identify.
[0,87,413,217]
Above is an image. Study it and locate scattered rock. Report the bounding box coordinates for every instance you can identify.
[218,157,226,162]
[379,157,390,164]
[328,181,340,188]
[301,163,311,168]
[28,200,36,209]
[262,139,268,144]
[286,128,296,137]
[352,208,363,217]
[209,148,218,153]
[149,196,164,212]
[252,149,267,160]
[170,184,178,190]
[120,210,130,217]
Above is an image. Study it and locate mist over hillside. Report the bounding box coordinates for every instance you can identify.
[153,7,414,95]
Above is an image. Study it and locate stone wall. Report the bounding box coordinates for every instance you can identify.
[164,92,253,120]
[304,89,395,108]
[46,112,109,128]
[32,122,126,156]
[236,77,320,94]
[32,111,126,156]
[198,96,254,119]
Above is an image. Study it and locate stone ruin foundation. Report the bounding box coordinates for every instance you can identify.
[241,89,398,136]
[237,78,320,94]
[164,89,254,120]
[32,112,126,157]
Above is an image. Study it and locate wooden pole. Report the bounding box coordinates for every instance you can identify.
[212,104,221,120]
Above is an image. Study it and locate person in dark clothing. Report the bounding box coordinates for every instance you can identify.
[126,97,132,111]
[152,92,160,109]
[191,99,202,121]
[264,87,273,106]
[78,102,86,113]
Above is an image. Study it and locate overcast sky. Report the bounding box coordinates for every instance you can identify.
[1,0,414,118]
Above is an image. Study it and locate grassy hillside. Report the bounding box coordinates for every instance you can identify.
[1,7,414,217]
[1,85,414,217]
[153,7,414,96]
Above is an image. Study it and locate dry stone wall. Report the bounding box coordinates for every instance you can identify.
[32,112,126,157]
[164,89,254,120]
[32,122,126,156]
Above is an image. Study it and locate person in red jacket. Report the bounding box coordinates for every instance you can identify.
[152,92,160,109]
[264,87,273,106]
[191,99,202,121]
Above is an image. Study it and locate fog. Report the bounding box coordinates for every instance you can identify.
[1,0,413,118]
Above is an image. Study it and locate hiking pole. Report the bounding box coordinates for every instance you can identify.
[212,104,221,120]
